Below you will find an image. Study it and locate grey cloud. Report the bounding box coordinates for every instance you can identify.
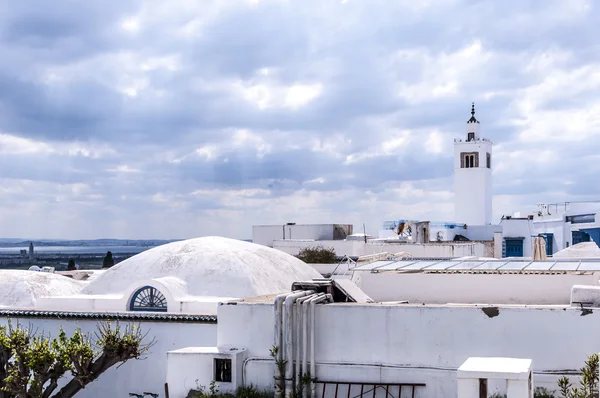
[1,0,600,238]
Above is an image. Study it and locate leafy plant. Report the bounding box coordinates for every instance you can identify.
[0,319,154,398]
[297,246,337,264]
[269,346,286,398]
[558,353,599,398]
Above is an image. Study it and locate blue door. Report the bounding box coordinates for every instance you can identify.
[581,228,600,247]
[504,239,524,257]
[573,230,591,245]
[539,233,554,256]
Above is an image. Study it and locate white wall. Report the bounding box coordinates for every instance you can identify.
[273,239,485,258]
[533,218,571,253]
[500,218,534,257]
[355,272,599,304]
[463,225,502,241]
[0,316,217,398]
[217,301,600,398]
[252,225,286,247]
[253,225,352,247]
[454,139,493,226]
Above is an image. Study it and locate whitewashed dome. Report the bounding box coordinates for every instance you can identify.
[0,270,86,308]
[81,236,322,298]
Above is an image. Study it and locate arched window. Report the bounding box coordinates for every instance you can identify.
[129,286,168,312]
[461,152,479,168]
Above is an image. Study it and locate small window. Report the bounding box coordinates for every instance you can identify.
[467,132,475,141]
[215,358,232,382]
[460,152,479,168]
[486,152,491,168]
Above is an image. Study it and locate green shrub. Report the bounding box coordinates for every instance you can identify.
[558,353,598,398]
[297,245,337,264]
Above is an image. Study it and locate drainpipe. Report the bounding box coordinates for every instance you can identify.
[284,291,315,398]
[296,295,317,385]
[309,294,333,398]
[302,294,324,386]
[274,293,291,356]
[274,292,292,396]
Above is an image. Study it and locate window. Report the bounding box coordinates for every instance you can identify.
[467,132,475,141]
[129,286,168,312]
[486,152,491,168]
[460,152,479,168]
[214,358,232,382]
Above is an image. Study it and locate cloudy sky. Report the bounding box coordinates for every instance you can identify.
[1,0,599,240]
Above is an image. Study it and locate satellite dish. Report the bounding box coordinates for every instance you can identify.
[28,265,41,272]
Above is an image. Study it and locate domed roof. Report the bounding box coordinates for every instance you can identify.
[81,236,322,298]
[0,270,86,308]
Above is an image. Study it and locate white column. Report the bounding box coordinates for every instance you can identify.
[457,378,480,398]
[507,378,532,398]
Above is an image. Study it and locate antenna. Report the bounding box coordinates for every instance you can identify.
[363,223,367,243]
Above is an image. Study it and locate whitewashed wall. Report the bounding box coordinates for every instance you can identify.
[253,225,352,247]
[454,139,493,226]
[217,301,600,398]
[273,240,485,258]
[0,316,217,398]
[533,218,570,253]
[500,218,534,257]
[355,272,599,304]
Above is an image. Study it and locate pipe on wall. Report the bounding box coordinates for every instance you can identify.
[302,293,324,383]
[274,293,291,359]
[274,292,293,396]
[284,291,315,397]
[309,294,332,398]
[296,294,317,387]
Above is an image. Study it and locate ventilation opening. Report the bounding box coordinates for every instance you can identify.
[214,358,232,382]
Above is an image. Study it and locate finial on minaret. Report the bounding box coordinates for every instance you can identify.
[467,102,479,123]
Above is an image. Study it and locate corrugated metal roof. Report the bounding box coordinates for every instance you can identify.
[350,259,600,273]
[0,309,217,323]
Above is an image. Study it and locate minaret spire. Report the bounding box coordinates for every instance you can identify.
[467,102,479,123]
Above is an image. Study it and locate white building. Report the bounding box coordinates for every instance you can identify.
[252,224,353,248]
[0,236,322,398]
[171,260,600,398]
[2,236,600,397]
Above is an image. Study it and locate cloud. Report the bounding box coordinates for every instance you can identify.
[0,0,599,239]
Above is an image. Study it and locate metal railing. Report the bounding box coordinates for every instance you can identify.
[314,380,426,398]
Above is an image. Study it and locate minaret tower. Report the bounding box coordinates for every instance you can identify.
[454,103,493,225]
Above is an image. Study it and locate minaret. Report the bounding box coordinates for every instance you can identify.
[454,103,493,225]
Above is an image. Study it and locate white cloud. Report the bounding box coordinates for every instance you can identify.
[2,0,600,238]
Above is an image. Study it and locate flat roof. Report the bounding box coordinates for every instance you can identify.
[350,259,600,273]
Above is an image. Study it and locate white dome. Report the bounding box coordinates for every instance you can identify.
[81,236,322,298]
[0,270,86,308]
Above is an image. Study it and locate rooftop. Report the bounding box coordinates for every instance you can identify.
[351,258,600,274]
[81,236,322,298]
